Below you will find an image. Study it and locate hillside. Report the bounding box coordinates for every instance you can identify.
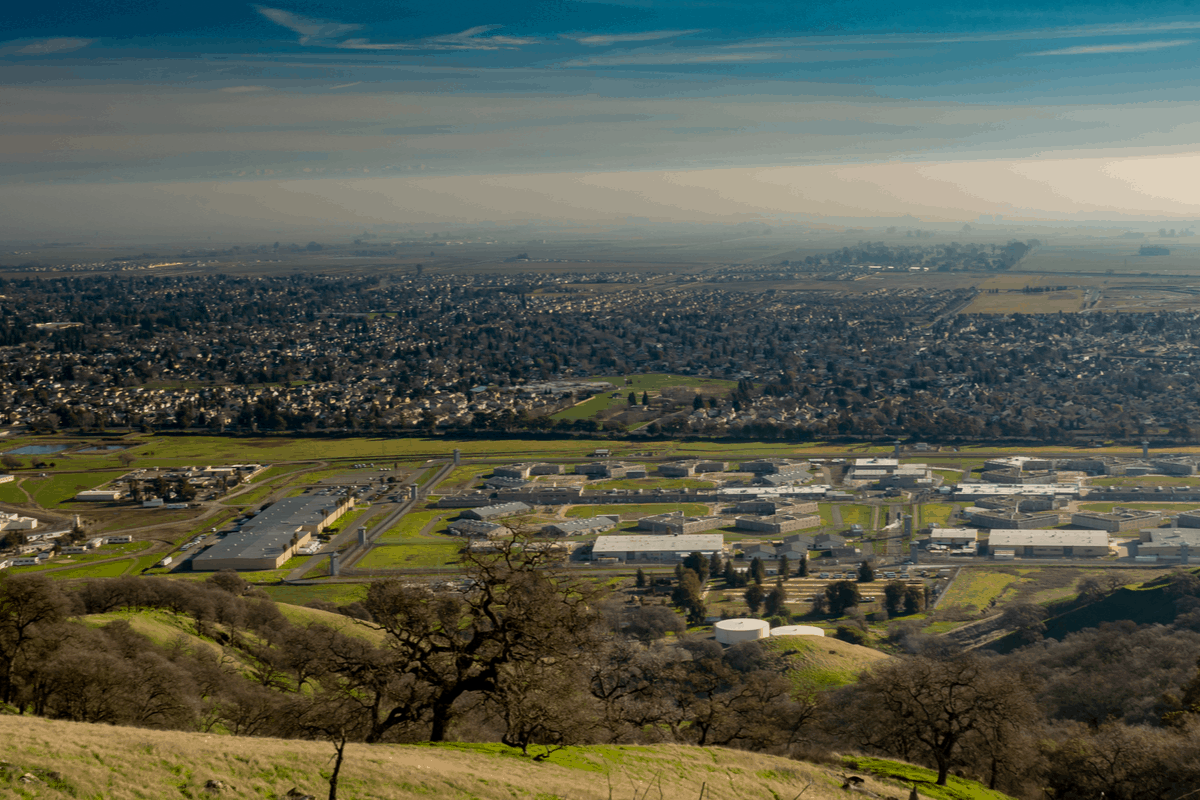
[0,715,1015,800]
[763,633,890,688]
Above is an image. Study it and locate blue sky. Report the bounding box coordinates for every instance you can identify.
[6,0,1200,234]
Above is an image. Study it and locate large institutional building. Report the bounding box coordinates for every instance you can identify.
[192,494,353,571]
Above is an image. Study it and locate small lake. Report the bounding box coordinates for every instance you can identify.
[6,445,66,455]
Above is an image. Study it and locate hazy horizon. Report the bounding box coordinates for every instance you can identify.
[7,0,1200,238]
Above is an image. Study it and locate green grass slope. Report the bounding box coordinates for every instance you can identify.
[0,715,1015,800]
[763,634,890,689]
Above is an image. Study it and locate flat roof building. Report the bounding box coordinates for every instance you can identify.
[985,529,1110,559]
[1071,509,1161,533]
[592,533,725,562]
[192,494,351,571]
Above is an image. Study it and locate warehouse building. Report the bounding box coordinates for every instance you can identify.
[591,533,725,562]
[985,530,1110,559]
[192,494,352,571]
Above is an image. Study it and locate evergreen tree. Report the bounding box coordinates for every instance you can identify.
[628,391,637,405]
[641,391,649,405]
[724,560,738,586]
[779,554,791,579]
[797,554,809,577]
[750,557,766,585]
[744,583,765,615]
[709,552,723,578]
[635,568,646,589]
[857,561,875,583]
[682,552,710,583]
[764,584,788,618]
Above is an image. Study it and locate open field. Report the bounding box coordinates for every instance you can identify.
[259,582,369,606]
[551,373,736,422]
[1018,241,1200,275]
[24,469,129,509]
[564,503,710,519]
[1078,501,1200,512]
[0,478,27,504]
[590,477,716,491]
[1090,475,1200,487]
[357,542,462,570]
[963,289,1085,314]
[937,566,1161,614]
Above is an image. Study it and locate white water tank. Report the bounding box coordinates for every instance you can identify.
[714,618,770,645]
[770,625,826,638]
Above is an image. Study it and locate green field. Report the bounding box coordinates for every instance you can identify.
[916,504,954,527]
[1078,501,1199,512]
[26,470,130,508]
[1090,475,1200,487]
[356,542,462,570]
[375,508,458,541]
[564,503,709,519]
[589,477,715,491]
[839,504,874,529]
[0,479,26,504]
[259,583,369,606]
[551,374,736,421]
[938,569,1021,613]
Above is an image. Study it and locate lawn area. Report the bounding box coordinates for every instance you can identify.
[98,508,200,533]
[26,469,130,509]
[552,374,737,422]
[259,583,369,606]
[356,542,462,570]
[440,465,495,488]
[1079,501,1200,512]
[564,503,710,519]
[817,503,835,525]
[938,569,1021,613]
[44,559,136,579]
[589,477,716,491]
[916,504,954,527]
[375,509,457,542]
[1090,475,1200,487]
[839,504,874,529]
[0,479,27,504]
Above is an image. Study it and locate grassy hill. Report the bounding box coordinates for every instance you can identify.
[0,714,1015,800]
[764,633,890,689]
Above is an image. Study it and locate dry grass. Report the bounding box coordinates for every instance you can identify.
[0,714,1006,800]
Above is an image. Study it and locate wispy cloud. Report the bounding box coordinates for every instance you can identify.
[220,85,269,92]
[567,29,702,46]
[254,6,360,45]
[1030,39,1194,56]
[340,25,538,51]
[0,37,93,55]
[329,81,362,89]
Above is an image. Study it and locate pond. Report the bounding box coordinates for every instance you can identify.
[6,445,66,455]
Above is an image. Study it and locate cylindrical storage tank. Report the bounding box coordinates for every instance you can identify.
[714,618,770,645]
[769,625,826,638]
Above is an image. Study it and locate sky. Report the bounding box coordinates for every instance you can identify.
[6,0,1200,237]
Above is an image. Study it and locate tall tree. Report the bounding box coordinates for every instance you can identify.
[834,655,1037,786]
[362,535,602,742]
